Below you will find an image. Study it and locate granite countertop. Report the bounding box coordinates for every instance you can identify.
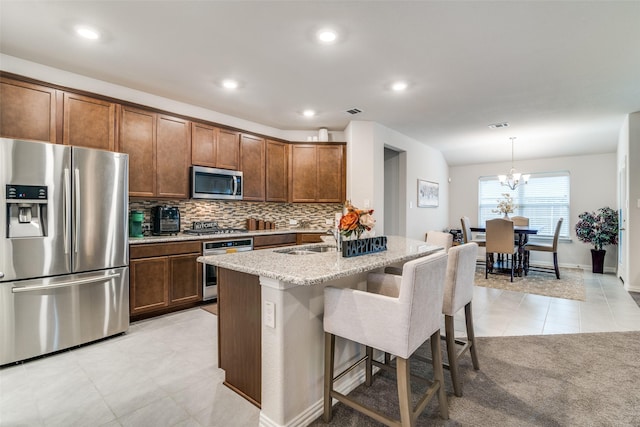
[128,228,328,244]
[197,235,442,286]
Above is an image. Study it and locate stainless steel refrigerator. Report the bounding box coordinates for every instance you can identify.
[0,138,129,365]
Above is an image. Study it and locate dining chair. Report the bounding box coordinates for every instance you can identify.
[485,218,518,282]
[460,216,486,247]
[524,218,563,279]
[510,216,529,226]
[510,216,530,247]
[441,242,480,397]
[323,252,449,426]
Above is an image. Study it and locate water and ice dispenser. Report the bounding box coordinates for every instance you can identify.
[6,184,48,238]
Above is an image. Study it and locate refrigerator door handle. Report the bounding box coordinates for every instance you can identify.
[64,168,70,254]
[74,168,80,254]
[12,272,121,293]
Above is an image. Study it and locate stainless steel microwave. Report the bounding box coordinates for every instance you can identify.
[191,166,243,200]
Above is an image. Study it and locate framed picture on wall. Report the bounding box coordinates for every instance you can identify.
[417,179,439,208]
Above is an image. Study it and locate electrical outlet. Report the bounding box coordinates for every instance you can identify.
[264,301,275,328]
[325,219,334,225]
[142,223,151,231]
[289,219,298,225]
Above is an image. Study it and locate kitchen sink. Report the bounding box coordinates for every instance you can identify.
[277,245,337,255]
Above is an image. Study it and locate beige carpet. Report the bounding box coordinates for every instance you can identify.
[309,331,640,426]
[474,266,586,301]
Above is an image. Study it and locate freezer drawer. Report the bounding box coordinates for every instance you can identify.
[0,267,129,365]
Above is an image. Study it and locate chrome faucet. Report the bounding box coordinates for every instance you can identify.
[327,228,341,251]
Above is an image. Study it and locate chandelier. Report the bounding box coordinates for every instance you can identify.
[498,137,530,190]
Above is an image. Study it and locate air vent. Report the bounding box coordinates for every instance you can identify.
[488,122,509,129]
[346,108,362,115]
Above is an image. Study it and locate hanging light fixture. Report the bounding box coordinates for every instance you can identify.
[498,137,530,190]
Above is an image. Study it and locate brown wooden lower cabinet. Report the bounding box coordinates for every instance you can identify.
[253,233,297,249]
[129,241,202,320]
[218,268,262,407]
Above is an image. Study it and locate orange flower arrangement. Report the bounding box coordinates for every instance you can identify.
[339,201,375,239]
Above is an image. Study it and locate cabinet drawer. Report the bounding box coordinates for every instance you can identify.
[253,233,297,249]
[296,233,324,244]
[130,241,201,259]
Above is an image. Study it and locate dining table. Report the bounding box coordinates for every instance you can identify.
[471,225,538,276]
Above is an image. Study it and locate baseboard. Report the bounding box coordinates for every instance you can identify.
[259,363,368,427]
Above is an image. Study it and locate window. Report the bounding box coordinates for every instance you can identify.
[478,171,570,238]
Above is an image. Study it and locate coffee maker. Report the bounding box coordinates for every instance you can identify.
[152,206,180,235]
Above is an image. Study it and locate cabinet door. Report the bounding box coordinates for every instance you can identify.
[265,139,288,202]
[169,253,202,304]
[240,134,265,201]
[317,145,345,203]
[217,128,240,170]
[157,114,191,198]
[119,106,156,197]
[289,144,317,202]
[0,77,57,143]
[130,257,169,315]
[63,92,116,150]
[191,121,217,167]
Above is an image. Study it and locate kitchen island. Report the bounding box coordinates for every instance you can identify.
[198,235,442,427]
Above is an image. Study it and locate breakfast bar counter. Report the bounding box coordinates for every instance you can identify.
[198,236,441,427]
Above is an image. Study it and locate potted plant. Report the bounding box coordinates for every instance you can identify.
[575,206,619,273]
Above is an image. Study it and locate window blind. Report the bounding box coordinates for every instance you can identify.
[478,171,570,238]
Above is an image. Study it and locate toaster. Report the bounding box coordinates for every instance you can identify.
[152,206,180,235]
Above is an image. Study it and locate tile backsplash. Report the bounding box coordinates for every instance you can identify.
[129,199,343,231]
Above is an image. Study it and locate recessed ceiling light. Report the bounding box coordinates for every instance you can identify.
[317,29,337,44]
[391,81,408,92]
[222,79,239,90]
[75,25,100,40]
[303,110,316,117]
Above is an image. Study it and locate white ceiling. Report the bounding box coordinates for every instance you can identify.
[1,1,639,166]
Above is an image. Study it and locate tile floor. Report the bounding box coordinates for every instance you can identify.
[1,271,639,426]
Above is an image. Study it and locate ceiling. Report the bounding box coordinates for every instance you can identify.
[1,1,639,166]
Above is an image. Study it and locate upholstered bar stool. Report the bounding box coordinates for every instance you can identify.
[323,252,449,426]
[385,231,452,275]
[441,242,480,397]
[425,230,454,253]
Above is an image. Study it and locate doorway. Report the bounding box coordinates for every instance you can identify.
[384,147,406,236]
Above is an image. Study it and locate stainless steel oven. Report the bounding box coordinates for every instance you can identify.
[202,237,253,301]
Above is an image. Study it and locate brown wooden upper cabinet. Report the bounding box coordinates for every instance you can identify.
[265,139,288,202]
[0,77,57,143]
[240,134,266,201]
[289,144,345,203]
[63,92,116,151]
[119,106,190,199]
[191,122,241,171]
[156,115,191,198]
[217,128,240,170]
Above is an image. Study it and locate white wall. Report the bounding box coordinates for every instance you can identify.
[344,121,450,241]
[449,153,618,271]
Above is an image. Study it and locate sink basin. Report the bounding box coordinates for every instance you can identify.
[278,245,338,255]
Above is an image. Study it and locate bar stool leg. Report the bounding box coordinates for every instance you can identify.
[396,356,413,427]
[430,330,449,420]
[323,332,335,422]
[365,346,373,386]
[465,302,480,370]
[444,315,462,397]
